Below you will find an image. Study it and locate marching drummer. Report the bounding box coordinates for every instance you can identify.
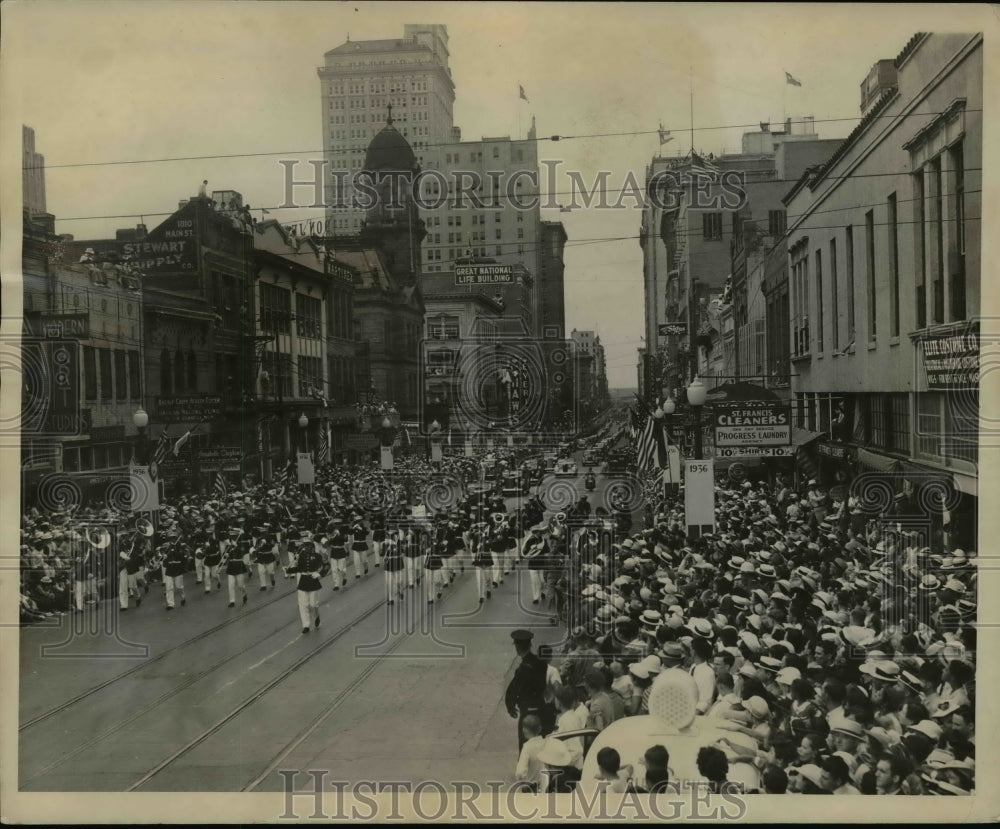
[202,525,223,594]
[326,516,349,589]
[350,513,370,579]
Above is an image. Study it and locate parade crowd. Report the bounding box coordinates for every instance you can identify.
[506,470,976,797]
[19,441,977,798]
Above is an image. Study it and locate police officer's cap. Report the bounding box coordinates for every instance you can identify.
[510,629,534,645]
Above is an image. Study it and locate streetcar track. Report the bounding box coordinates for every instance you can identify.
[125,596,388,792]
[130,567,476,792]
[20,569,374,732]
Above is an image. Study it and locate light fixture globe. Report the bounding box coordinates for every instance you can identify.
[298,413,309,429]
[662,398,676,415]
[133,408,149,429]
[686,377,707,408]
[381,416,393,430]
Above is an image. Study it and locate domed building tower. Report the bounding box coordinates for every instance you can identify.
[359,107,427,289]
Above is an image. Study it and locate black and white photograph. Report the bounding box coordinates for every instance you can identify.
[2,2,996,823]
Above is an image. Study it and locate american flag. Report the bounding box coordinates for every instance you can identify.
[635,409,667,471]
[151,428,173,466]
[318,425,329,465]
[213,470,228,498]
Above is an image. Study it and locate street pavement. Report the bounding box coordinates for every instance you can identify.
[18,451,635,792]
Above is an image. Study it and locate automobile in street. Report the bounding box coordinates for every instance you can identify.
[554,458,578,477]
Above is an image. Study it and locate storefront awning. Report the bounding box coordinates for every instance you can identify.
[855,447,903,474]
[791,427,826,447]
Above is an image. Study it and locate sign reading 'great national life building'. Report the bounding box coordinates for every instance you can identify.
[454,264,514,285]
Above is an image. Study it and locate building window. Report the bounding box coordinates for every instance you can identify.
[845,226,855,343]
[84,346,97,401]
[913,173,927,329]
[174,349,185,392]
[948,140,966,322]
[790,243,809,357]
[428,315,460,340]
[128,350,141,401]
[296,293,322,339]
[814,248,823,353]
[260,282,292,334]
[114,350,127,401]
[98,348,112,400]
[887,193,899,337]
[865,210,876,341]
[703,213,723,240]
[829,239,839,351]
[768,210,786,237]
[187,352,197,391]
[298,355,323,398]
[930,156,944,325]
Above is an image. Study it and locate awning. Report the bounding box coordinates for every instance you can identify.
[894,458,957,490]
[791,427,826,447]
[855,447,903,474]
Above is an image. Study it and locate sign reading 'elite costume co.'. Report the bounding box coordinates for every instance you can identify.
[713,401,791,448]
[921,330,979,389]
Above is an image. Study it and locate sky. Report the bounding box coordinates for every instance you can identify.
[3,2,994,387]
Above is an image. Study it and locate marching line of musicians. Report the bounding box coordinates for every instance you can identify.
[106,487,591,635]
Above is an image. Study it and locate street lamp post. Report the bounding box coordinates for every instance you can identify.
[298,412,309,453]
[686,377,707,460]
[132,407,150,464]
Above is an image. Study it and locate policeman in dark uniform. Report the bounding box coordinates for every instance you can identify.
[505,629,547,752]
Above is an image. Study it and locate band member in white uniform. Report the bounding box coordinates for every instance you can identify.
[225,531,251,607]
[163,535,188,610]
[370,513,386,568]
[382,529,404,604]
[118,537,145,611]
[470,522,493,603]
[326,518,349,589]
[286,539,323,633]
[522,524,549,605]
[254,526,278,589]
[203,529,223,594]
[349,515,369,579]
[402,524,422,589]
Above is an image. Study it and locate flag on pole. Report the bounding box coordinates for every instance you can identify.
[636,413,658,471]
[151,428,172,466]
[519,84,529,103]
[172,430,191,457]
[318,425,329,465]
[213,470,227,498]
[658,123,673,145]
[785,71,802,87]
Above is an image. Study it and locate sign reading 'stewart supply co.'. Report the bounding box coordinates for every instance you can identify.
[713,401,791,448]
[454,264,514,285]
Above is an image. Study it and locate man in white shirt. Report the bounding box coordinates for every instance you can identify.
[552,686,586,769]
[689,635,717,714]
[515,715,547,791]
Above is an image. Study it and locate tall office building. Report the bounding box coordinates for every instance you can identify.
[318,24,455,233]
[22,126,47,217]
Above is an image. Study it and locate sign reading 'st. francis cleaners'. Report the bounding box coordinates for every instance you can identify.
[713,401,791,448]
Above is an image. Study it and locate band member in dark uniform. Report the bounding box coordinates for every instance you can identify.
[350,514,369,579]
[382,528,404,604]
[254,525,278,590]
[225,530,251,607]
[203,528,223,594]
[163,533,188,610]
[505,629,548,752]
[286,538,324,633]
[191,523,207,585]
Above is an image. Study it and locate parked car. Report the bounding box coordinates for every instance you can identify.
[554,458,578,477]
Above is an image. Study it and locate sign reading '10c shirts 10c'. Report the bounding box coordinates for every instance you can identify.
[713,401,791,448]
